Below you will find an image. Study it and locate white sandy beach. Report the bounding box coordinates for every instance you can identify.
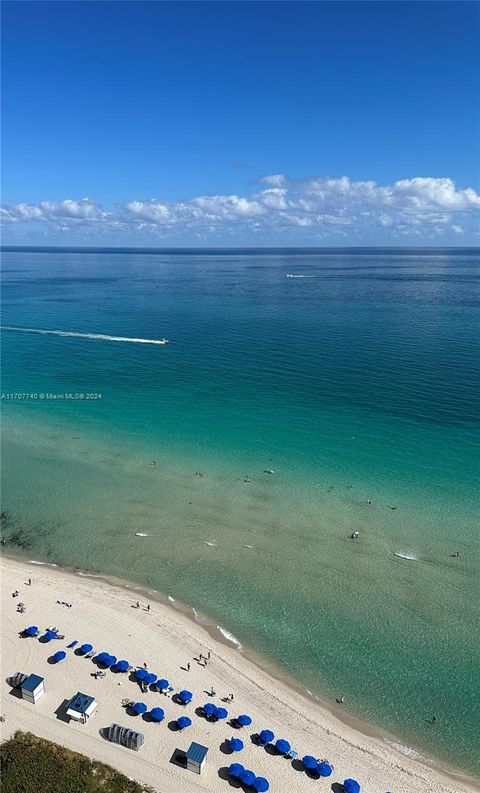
[1,555,478,793]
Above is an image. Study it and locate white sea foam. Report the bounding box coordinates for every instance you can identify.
[286,274,317,278]
[203,540,218,547]
[135,532,150,537]
[242,544,254,549]
[394,551,418,561]
[1,326,169,345]
[217,625,242,649]
[28,560,57,567]
[75,570,102,578]
[168,595,175,603]
[386,740,421,760]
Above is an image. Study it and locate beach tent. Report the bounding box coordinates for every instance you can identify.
[186,742,208,775]
[317,762,333,777]
[114,660,129,672]
[254,778,270,792]
[178,689,192,704]
[214,707,228,720]
[106,723,144,751]
[303,755,317,770]
[228,762,244,778]
[79,643,93,654]
[203,702,216,716]
[343,780,361,793]
[51,651,66,663]
[145,672,157,685]
[229,738,244,752]
[275,739,291,754]
[237,714,252,726]
[259,729,274,745]
[177,716,192,730]
[66,692,97,722]
[132,701,147,715]
[240,769,256,786]
[156,678,169,692]
[24,626,39,637]
[150,707,164,722]
[21,674,45,704]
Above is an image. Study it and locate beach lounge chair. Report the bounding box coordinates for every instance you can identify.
[67,640,78,648]
[286,749,298,760]
[85,650,95,658]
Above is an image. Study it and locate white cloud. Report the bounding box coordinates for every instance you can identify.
[2,175,479,243]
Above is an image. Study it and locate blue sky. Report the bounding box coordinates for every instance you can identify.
[1,1,479,245]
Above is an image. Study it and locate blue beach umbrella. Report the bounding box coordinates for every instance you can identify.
[229,738,244,752]
[275,739,291,754]
[237,714,252,726]
[303,755,317,770]
[254,778,270,792]
[240,769,256,786]
[24,626,39,636]
[178,689,192,704]
[317,762,333,777]
[228,763,244,778]
[145,672,157,685]
[114,660,129,672]
[52,650,66,662]
[96,652,108,664]
[104,655,117,667]
[259,729,274,745]
[203,702,216,716]
[177,716,192,730]
[344,780,361,793]
[43,630,57,642]
[132,702,147,715]
[214,707,228,720]
[135,668,148,681]
[79,643,93,654]
[150,707,164,722]
[157,678,169,691]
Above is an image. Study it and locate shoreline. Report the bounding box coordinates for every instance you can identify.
[2,551,478,792]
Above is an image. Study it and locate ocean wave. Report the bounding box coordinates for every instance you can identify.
[168,595,175,602]
[1,326,169,345]
[242,544,254,549]
[28,560,57,567]
[203,540,218,547]
[286,274,317,278]
[217,625,242,649]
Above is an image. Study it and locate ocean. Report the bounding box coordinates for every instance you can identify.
[1,247,479,774]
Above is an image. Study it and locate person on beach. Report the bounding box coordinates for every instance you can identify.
[432,714,437,723]
[135,601,140,608]
[28,578,32,585]
[186,662,190,671]
[207,650,211,660]
[147,604,150,612]
[143,662,148,668]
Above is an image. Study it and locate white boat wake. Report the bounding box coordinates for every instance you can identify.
[394,551,418,561]
[1,326,169,345]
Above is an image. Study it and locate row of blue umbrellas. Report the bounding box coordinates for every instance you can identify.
[229,764,269,791]
[203,702,228,720]
[302,755,333,777]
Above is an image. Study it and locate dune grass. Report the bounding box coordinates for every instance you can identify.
[0,731,149,793]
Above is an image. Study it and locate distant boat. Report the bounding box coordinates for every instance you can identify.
[264,468,275,474]
[135,532,149,537]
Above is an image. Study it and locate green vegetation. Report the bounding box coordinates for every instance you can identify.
[0,731,149,793]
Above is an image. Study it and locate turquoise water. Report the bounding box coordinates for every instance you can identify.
[1,247,479,774]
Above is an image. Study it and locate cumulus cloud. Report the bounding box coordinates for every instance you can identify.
[2,175,479,242]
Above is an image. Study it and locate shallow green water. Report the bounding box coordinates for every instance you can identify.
[1,247,479,773]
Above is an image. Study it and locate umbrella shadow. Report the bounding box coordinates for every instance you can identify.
[331,784,344,793]
[220,739,234,755]
[167,720,180,732]
[291,758,304,772]
[218,767,241,787]
[195,706,206,718]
